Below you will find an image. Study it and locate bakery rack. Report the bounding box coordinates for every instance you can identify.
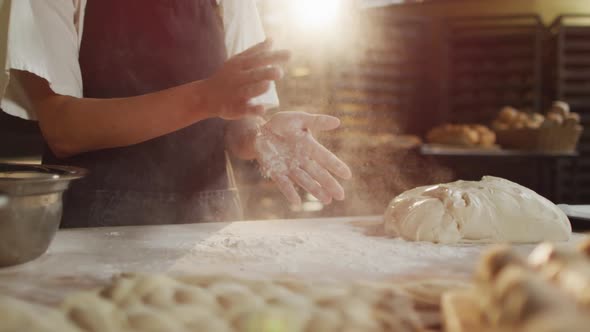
[443,15,545,124]
[548,15,590,203]
[322,12,438,216]
[328,13,435,136]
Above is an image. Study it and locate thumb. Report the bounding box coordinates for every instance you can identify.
[300,113,341,132]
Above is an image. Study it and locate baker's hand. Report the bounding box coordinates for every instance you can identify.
[204,39,290,120]
[254,112,352,206]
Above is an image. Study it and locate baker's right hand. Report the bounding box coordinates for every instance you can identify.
[204,39,290,120]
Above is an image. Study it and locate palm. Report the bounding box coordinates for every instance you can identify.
[254,112,352,206]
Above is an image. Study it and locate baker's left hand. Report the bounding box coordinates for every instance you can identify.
[254,111,352,206]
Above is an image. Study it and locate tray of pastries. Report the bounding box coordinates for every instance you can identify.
[426,123,498,149]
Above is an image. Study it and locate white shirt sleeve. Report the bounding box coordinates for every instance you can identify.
[0,0,278,120]
[0,0,85,120]
[220,0,280,110]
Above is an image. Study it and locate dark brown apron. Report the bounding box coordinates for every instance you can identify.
[43,0,242,227]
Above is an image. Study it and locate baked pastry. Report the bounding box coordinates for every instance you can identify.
[426,124,496,148]
[498,107,519,123]
[525,113,544,129]
[528,243,590,306]
[444,238,590,332]
[564,112,581,128]
[543,112,564,127]
[550,101,570,118]
[493,106,545,130]
[0,275,426,332]
[471,125,496,147]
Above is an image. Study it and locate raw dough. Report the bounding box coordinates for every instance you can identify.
[383,176,571,244]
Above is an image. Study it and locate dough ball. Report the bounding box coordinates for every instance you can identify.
[382,176,571,244]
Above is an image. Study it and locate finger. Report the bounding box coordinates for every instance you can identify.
[237,67,282,86]
[290,167,332,204]
[236,38,272,57]
[298,113,341,132]
[272,174,301,206]
[239,50,291,70]
[306,136,352,180]
[239,81,272,100]
[301,159,345,201]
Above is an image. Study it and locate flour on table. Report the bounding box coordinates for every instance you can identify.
[383,176,572,244]
[169,219,494,279]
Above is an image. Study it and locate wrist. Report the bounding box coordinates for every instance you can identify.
[184,80,215,120]
[226,116,267,160]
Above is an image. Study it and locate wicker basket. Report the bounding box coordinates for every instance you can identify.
[495,125,583,152]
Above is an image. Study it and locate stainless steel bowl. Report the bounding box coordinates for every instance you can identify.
[0,164,86,267]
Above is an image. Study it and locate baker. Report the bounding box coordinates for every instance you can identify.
[0,0,351,227]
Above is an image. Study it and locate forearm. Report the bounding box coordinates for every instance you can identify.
[21,71,211,158]
[225,116,266,160]
[19,40,288,158]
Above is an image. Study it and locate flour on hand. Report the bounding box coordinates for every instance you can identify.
[383,176,571,244]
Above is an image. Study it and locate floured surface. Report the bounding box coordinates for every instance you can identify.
[0,216,583,305]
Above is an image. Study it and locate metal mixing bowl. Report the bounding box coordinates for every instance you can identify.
[0,164,86,267]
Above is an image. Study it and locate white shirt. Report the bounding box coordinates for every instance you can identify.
[0,0,279,120]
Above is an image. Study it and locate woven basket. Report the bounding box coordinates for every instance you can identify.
[495,125,583,152]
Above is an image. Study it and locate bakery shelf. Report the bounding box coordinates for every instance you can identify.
[337,67,422,81]
[452,66,533,77]
[559,70,590,79]
[451,33,533,45]
[333,81,417,94]
[420,144,578,158]
[451,95,535,106]
[452,81,533,91]
[328,11,434,138]
[331,95,408,106]
[562,98,590,107]
[563,56,590,66]
[443,15,544,123]
[548,15,590,203]
[451,47,534,60]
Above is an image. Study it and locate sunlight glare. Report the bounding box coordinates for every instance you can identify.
[292,0,341,29]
